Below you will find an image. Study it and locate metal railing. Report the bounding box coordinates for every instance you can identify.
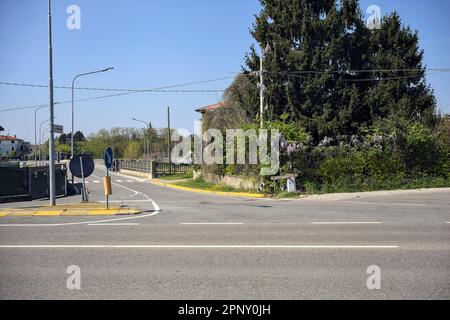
[116,160,192,176]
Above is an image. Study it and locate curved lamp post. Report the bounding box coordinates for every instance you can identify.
[71,67,114,158]
[131,117,151,159]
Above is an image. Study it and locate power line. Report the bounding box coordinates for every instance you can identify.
[0,76,232,112]
[265,68,450,75]
[0,76,232,92]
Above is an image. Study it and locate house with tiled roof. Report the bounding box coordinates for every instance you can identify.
[0,135,31,159]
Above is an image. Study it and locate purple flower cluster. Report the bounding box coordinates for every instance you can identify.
[280,138,302,156]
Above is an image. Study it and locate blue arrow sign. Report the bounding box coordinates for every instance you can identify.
[104,147,114,169]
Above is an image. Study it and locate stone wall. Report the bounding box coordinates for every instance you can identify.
[194,170,257,190]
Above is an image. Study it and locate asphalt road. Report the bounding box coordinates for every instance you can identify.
[0,166,449,299]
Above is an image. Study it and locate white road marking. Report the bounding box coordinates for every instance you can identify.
[99,200,155,203]
[0,245,399,249]
[126,180,134,183]
[88,223,140,226]
[340,201,448,208]
[181,223,244,225]
[0,172,161,227]
[92,180,101,183]
[0,211,159,227]
[115,180,123,183]
[312,222,382,225]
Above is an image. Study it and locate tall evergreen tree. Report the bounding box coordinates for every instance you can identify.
[242,0,437,141]
[367,12,436,126]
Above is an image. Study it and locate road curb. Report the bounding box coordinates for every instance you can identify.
[150,179,266,199]
[0,204,143,217]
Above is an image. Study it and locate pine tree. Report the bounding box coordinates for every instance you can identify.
[367,12,436,127]
[241,0,437,141]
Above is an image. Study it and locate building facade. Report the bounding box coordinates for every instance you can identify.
[0,135,31,160]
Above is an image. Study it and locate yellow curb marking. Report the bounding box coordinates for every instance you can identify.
[33,211,64,216]
[0,206,142,217]
[151,180,265,198]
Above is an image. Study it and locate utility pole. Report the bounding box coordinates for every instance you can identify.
[167,106,171,174]
[259,43,271,129]
[48,0,56,205]
[259,53,264,129]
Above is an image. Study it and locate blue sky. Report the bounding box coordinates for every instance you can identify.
[1,0,449,142]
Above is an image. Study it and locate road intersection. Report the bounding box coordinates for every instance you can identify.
[0,166,449,299]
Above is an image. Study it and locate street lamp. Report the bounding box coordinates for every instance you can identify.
[39,116,57,162]
[34,105,48,166]
[131,118,151,159]
[39,118,50,162]
[71,67,114,158]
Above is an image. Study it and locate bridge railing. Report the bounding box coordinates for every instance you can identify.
[115,160,192,177]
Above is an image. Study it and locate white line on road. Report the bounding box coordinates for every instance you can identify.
[312,222,382,225]
[181,223,244,225]
[99,199,155,203]
[88,223,141,226]
[92,180,101,183]
[0,245,399,249]
[0,174,161,227]
[115,180,123,183]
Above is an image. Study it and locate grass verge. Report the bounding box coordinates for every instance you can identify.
[157,172,192,181]
[172,179,258,194]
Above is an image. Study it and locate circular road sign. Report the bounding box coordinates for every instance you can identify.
[104,147,114,169]
[69,154,95,179]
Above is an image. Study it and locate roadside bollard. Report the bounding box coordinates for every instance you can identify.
[103,175,112,209]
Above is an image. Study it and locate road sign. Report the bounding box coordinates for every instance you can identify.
[104,147,113,169]
[53,124,64,134]
[69,154,95,179]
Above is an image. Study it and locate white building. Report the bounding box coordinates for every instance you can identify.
[0,135,31,159]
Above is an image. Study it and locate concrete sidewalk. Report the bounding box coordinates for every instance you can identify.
[0,203,142,217]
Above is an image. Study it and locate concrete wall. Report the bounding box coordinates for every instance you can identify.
[194,170,257,190]
[119,169,153,179]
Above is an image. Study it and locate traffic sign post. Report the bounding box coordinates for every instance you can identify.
[69,154,95,203]
[104,147,114,209]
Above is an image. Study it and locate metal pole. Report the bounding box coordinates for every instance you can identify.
[259,52,264,129]
[167,106,171,174]
[71,78,75,159]
[48,0,56,205]
[105,167,109,209]
[71,68,114,160]
[80,156,86,202]
[34,107,45,166]
[147,123,150,160]
[143,134,147,159]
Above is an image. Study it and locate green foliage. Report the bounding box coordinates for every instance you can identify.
[242,0,437,142]
[58,127,176,160]
[318,150,406,185]
[123,141,142,159]
[174,179,255,193]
